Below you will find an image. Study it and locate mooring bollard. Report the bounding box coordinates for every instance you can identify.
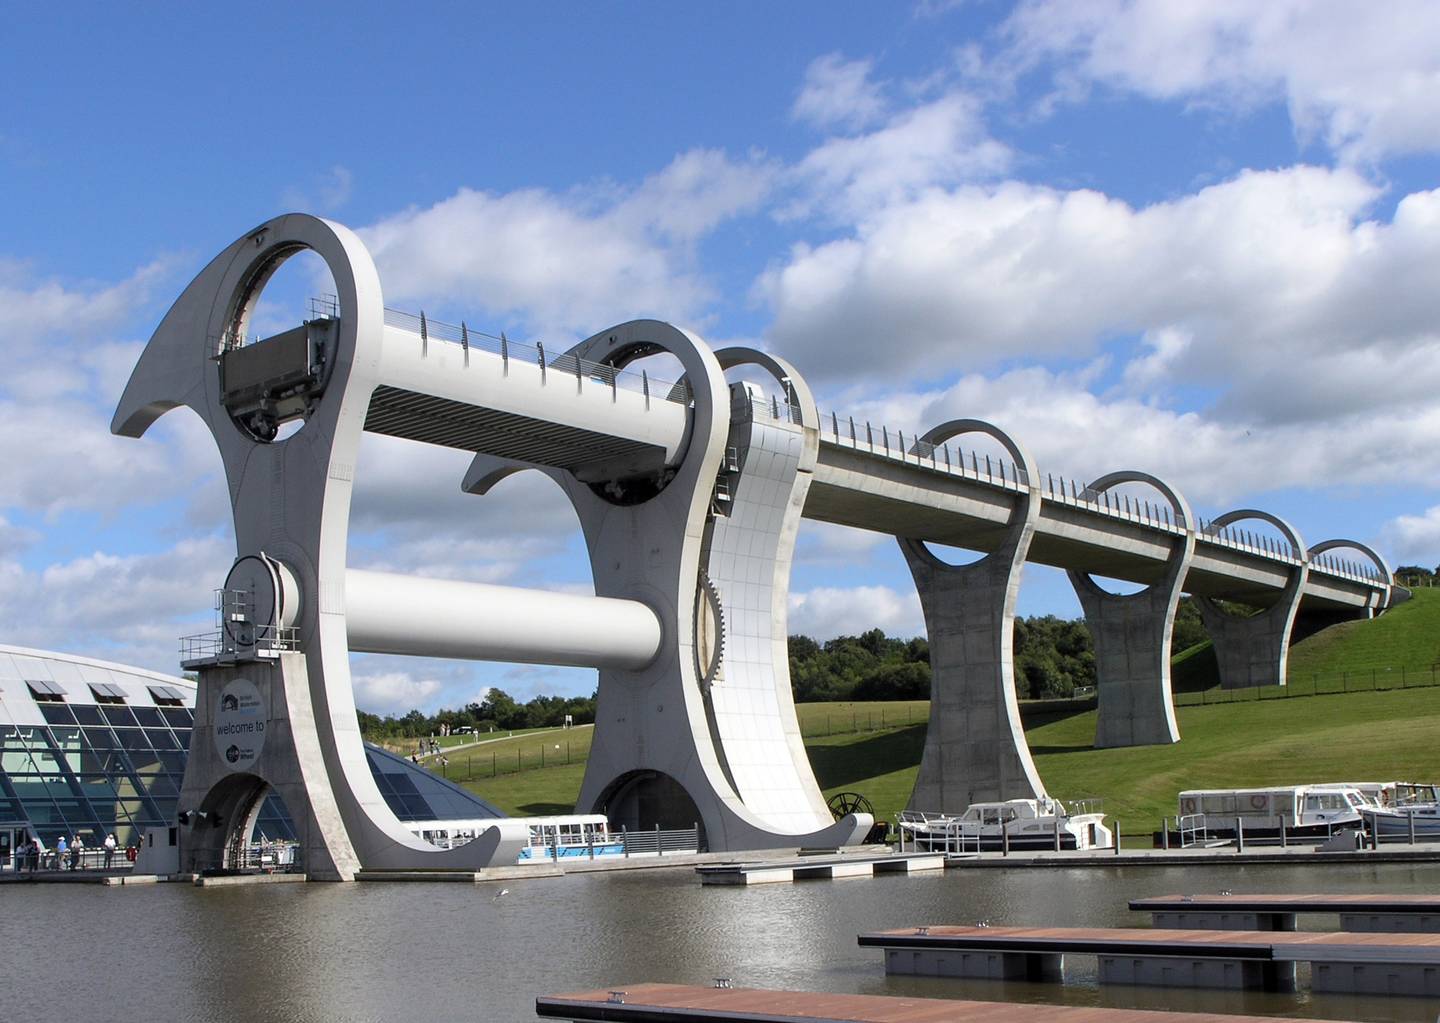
[1161,817,1170,850]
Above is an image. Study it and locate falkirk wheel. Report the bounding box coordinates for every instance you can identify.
[112,214,870,879]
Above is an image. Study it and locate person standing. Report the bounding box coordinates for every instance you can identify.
[54,835,67,871]
[70,834,84,870]
[103,832,117,869]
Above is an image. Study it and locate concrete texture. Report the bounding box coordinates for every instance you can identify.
[1196,511,1308,689]
[900,420,1046,813]
[1068,471,1194,748]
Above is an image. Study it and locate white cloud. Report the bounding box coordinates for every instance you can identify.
[792,54,888,131]
[849,362,1440,511]
[1380,507,1440,568]
[786,93,1011,221]
[789,584,924,639]
[761,167,1440,430]
[1002,0,1440,163]
[0,535,229,675]
[352,670,444,717]
[360,149,773,338]
[0,257,170,356]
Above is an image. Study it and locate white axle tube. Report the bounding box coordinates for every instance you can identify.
[345,569,662,670]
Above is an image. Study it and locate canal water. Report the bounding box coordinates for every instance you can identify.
[3,860,1437,1022]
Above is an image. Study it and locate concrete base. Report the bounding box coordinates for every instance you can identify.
[884,947,1063,981]
[1340,912,1440,933]
[1312,960,1440,996]
[1098,956,1292,990]
[1150,911,1297,931]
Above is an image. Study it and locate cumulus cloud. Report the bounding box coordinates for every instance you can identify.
[760,166,1440,429]
[360,148,773,338]
[1380,507,1440,568]
[792,54,889,131]
[0,535,229,674]
[0,257,170,351]
[1002,0,1440,163]
[786,93,1011,221]
[351,669,445,717]
[840,362,1440,511]
[789,584,924,639]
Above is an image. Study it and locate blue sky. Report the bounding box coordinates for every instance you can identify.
[4,2,1440,715]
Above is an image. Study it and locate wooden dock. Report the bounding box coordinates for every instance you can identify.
[696,851,945,885]
[535,983,1353,1021]
[859,924,1440,995]
[1130,892,1440,932]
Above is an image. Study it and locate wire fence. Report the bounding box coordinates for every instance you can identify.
[1175,664,1440,705]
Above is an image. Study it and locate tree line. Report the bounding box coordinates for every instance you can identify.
[358,689,597,741]
[357,600,1217,739]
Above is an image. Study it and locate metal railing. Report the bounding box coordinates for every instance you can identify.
[379,304,1383,588]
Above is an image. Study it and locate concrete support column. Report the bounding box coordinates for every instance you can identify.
[1196,510,1308,689]
[900,420,1045,813]
[1067,472,1194,748]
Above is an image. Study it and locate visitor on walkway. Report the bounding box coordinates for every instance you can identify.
[27,839,40,874]
[55,835,67,870]
[103,832,117,869]
[70,834,84,870]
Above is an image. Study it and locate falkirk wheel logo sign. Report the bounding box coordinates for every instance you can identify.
[213,678,267,771]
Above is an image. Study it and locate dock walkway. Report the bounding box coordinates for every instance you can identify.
[535,983,1352,1022]
[1130,892,1440,932]
[697,851,946,885]
[860,924,1440,995]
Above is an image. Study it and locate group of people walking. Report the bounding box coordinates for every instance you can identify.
[12,832,125,873]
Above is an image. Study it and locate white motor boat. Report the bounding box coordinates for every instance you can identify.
[898,797,1112,853]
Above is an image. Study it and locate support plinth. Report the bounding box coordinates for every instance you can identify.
[900,420,1045,813]
[1068,472,1193,748]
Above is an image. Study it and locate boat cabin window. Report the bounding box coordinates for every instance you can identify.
[1304,792,1349,811]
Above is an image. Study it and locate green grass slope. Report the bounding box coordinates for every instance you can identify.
[1288,587,1440,681]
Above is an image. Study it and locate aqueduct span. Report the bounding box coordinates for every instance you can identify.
[112,215,1399,878]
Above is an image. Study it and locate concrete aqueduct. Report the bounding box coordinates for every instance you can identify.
[112,215,1401,878]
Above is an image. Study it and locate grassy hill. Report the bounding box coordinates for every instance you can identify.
[460,588,1440,836]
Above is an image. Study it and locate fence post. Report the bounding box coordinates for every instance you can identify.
[1114,823,1121,856]
[622,825,629,858]
[1161,817,1169,850]
[492,752,496,776]
[1235,817,1244,853]
[656,823,663,857]
[1409,809,1417,845]
[537,341,546,384]
[1053,815,1060,852]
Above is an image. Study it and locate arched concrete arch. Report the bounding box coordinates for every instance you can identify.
[1292,539,1397,637]
[702,348,834,826]
[115,215,533,877]
[1197,510,1309,689]
[897,419,1046,813]
[1066,471,1195,747]
[465,325,868,850]
[1308,539,1394,589]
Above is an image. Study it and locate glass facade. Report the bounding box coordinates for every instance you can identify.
[0,646,503,859]
[1,702,292,848]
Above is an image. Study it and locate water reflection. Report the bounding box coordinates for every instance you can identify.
[2,861,1437,1022]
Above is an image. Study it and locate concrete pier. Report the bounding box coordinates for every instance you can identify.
[860,923,1440,995]
[536,983,1352,1022]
